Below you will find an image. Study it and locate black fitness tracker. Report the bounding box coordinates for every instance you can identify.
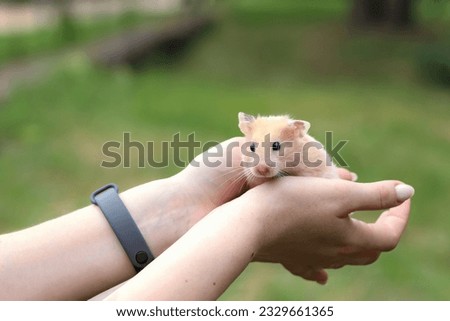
[90,183,154,272]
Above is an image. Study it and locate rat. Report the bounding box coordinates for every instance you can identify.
[238,112,339,187]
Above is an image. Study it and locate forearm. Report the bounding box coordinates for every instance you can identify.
[105,198,261,300]
[0,204,132,300]
[0,177,188,300]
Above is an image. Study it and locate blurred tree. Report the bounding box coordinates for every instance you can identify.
[53,0,77,43]
[350,0,415,29]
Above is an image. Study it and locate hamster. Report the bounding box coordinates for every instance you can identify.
[238,112,339,187]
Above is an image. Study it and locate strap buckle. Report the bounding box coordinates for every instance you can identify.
[90,183,118,205]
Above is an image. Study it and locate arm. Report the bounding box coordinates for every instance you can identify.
[0,138,247,300]
[106,197,258,300]
[106,178,413,300]
[0,136,413,300]
[0,178,188,300]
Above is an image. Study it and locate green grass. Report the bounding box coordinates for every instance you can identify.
[0,1,449,300]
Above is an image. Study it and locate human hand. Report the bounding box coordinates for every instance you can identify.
[175,137,248,207]
[103,162,411,300]
[172,138,357,219]
[122,138,359,257]
[119,138,248,256]
[241,177,414,284]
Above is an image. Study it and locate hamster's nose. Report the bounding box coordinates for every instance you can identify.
[255,164,271,176]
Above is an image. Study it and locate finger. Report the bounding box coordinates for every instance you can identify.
[336,168,358,181]
[373,199,411,251]
[284,265,328,285]
[348,200,411,252]
[341,250,381,266]
[314,269,328,285]
[339,181,414,216]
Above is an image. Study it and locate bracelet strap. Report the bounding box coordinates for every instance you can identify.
[90,183,154,272]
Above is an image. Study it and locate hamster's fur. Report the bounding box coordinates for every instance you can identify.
[238,112,338,187]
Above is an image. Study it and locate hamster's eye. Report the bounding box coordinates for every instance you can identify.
[250,143,256,152]
[272,141,281,151]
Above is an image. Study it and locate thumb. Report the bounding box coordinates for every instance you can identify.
[339,180,415,217]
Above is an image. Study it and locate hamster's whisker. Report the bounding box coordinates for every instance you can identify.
[276,169,290,178]
[213,167,248,196]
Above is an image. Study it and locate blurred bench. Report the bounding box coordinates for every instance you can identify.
[87,15,214,67]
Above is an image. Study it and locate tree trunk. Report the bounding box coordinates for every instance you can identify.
[53,0,77,43]
[390,0,414,27]
[350,0,415,29]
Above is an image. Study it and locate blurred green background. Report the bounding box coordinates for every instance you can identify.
[0,0,449,300]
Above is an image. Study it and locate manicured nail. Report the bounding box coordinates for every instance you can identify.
[350,172,358,181]
[395,184,415,202]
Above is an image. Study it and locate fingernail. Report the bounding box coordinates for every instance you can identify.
[350,172,358,181]
[395,184,415,202]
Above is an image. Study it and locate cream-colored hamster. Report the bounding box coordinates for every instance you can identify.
[238,112,338,187]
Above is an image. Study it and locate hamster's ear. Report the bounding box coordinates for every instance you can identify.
[238,112,255,135]
[289,120,311,137]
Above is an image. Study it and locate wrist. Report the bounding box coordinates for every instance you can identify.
[118,177,176,257]
[107,193,262,300]
[119,175,209,257]
[228,186,280,260]
[211,193,265,259]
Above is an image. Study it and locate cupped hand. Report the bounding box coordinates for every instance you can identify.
[124,137,361,258]
[171,137,248,218]
[243,177,414,284]
[174,138,357,218]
